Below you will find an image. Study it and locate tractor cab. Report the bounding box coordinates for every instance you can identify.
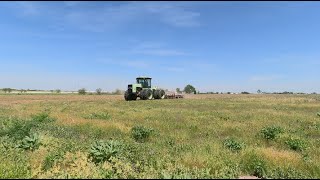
[136,77,151,88]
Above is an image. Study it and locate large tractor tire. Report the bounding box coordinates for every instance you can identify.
[124,90,131,101]
[153,90,160,99]
[140,89,153,100]
[131,94,137,100]
[153,89,166,99]
[154,89,166,99]
[159,89,165,99]
[124,90,137,101]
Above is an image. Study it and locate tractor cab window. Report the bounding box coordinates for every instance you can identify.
[137,78,151,88]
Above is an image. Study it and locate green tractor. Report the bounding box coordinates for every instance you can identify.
[124,77,165,101]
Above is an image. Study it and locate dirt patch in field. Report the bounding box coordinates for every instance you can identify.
[238,176,259,179]
[0,95,123,105]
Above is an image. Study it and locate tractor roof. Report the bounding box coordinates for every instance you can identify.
[136,76,151,79]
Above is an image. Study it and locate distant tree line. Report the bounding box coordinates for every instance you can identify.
[0,87,318,95]
[2,88,13,93]
[77,88,124,95]
[256,89,317,95]
[175,84,197,94]
[1,88,26,93]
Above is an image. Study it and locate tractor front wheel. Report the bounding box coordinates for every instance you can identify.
[124,90,131,101]
[124,91,137,101]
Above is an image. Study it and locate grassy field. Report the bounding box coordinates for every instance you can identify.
[1,94,320,178]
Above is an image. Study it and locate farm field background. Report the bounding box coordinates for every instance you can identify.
[1,94,320,178]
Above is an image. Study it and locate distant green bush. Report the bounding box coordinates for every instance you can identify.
[260,126,283,140]
[96,88,102,95]
[131,126,154,143]
[285,137,307,152]
[223,138,245,152]
[78,88,86,95]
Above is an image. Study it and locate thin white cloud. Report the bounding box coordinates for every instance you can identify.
[164,67,185,72]
[131,41,188,56]
[63,1,81,7]
[122,60,150,68]
[260,54,320,65]
[249,75,284,81]
[141,2,201,27]
[9,2,201,32]
[15,1,40,16]
[133,49,187,56]
[97,59,150,69]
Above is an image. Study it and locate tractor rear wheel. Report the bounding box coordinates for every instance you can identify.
[159,89,165,99]
[153,90,160,99]
[140,89,153,100]
[154,89,166,99]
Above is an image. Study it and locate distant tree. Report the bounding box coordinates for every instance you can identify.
[3,88,12,93]
[176,88,181,93]
[113,89,122,95]
[257,89,261,94]
[20,89,25,93]
[56,89,61,94]
[50,90,54,93]
[311,92,317,95]
[96,88,102,95]
[227,92,231,94]
[241,91,250,94]
[183,84,196,94]
[78,88,87,95]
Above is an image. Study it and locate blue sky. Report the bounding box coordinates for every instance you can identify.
[0,1,320,93]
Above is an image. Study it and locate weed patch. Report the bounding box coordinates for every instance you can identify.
[84,112,111,120]
[88,140,123,164]
[241,151,268,178]
[17,133,41,151]
[223,138,245,152]
[31,112,56,123]
[260,126,283,140]
[285,137,307,152]
[131,125,154,143]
